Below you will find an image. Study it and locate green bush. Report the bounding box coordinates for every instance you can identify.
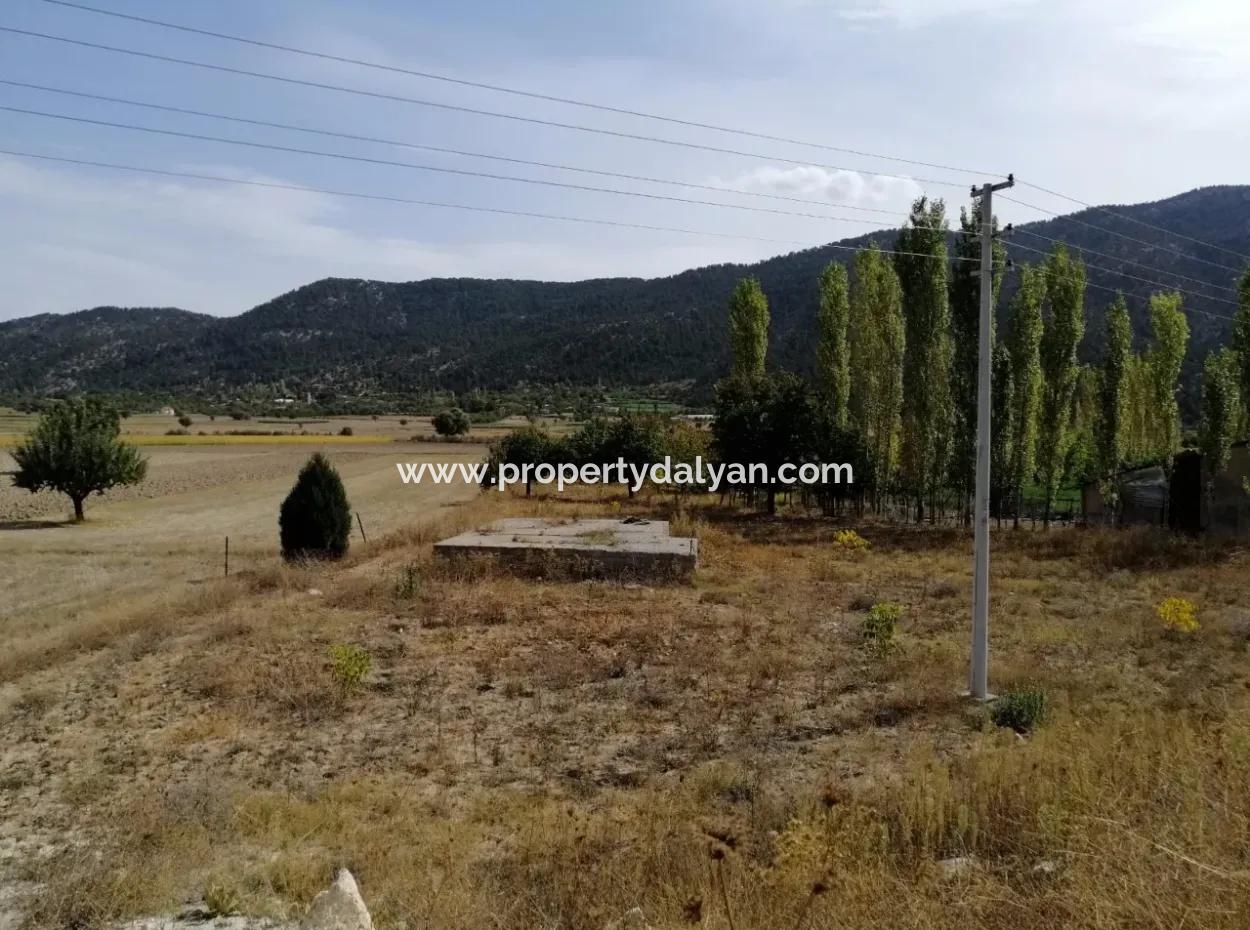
[279,453,351,560]
[990,688,1047,734]
[177,415,193,428]
[432,407,471,437]
[339,426,354,436]
[327,644,372,694]
[859,602,902,657]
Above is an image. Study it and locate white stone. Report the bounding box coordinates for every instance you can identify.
[302,869,372,930]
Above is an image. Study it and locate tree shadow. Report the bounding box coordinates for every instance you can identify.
[0,518,73,531]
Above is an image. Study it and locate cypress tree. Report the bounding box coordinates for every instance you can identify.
[280,453,352,560]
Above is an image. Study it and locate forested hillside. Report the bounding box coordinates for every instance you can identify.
[2,185,1247,406]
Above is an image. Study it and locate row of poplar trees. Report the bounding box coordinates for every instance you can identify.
[718,196,1250,526]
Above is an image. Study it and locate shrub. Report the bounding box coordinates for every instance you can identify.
[834,529,869,550]
[177,415,193,428]
[432,407,471,437]
[394,563,422,599]
[990,688,1047,734]
[1156,597,1198,634]
[279,453,351,560]
[860,602,902,657]
[327,644,372,695]
[399,418,409,426]
[339,426,354,436]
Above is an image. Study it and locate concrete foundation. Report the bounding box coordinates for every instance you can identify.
[434,517,697,581]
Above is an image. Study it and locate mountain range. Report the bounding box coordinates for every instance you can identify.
[2,185,1247,407]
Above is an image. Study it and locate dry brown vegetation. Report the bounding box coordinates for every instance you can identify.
[3,486,1250,929]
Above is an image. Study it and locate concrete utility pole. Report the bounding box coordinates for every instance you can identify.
[970,174,1014,700]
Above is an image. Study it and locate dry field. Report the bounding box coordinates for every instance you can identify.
[0,440,484,660]
[1,483,1249,929]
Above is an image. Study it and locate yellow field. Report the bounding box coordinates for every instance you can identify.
[0,432,398,448]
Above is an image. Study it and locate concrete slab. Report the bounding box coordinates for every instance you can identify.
[434,517,697,581]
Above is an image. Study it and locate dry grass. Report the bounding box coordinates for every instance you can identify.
[4,488,1250,929]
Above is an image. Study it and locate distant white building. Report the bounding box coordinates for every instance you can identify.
[159,406,176,416]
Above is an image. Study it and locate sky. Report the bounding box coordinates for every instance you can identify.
[1,0,1248,320]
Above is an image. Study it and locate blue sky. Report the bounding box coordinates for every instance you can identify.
[1,0,1247,319]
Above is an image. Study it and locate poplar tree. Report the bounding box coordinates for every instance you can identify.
[1037,245,1086,527]
[1232,267,1250,429]
[1141,291,1189,463]
[849,244,905,506]
[989,342,1015,524]
[1004,263,1044,527]
[1098,294,1133,475]
[948,201,1006,520]
[727,277,769,379]
[816,261,851,428]
[1199,349,1240,511]
[893,197,952,521]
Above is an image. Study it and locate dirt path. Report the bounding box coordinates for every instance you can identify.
[0,441,484,636]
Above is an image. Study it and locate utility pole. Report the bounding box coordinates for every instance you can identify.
[970,174,1014,700]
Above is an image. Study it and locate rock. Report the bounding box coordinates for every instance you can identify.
[306,589,323,597]
[604,906,648,930]
[937,856,976,880]
[302,869,372,930]
[1031,859,1061,876]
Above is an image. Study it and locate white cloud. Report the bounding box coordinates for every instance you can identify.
[710,165,923,219]
[832,0,1039,27]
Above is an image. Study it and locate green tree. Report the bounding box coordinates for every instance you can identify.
[1234,268,1250,430]
[849,245,906,508]
[1199,348,1241,512]
[1004,264,1044,527]
[727,277,769,379]
[1098,294,1133,475]
[432,407,471,437]
[989,342,1015,524]
[12,397,147,521]
[279,453,351,560]
[484,425,560,496]
[1037,246,1086,527]
[893,197,952,521]
[816,261,851,428]
[1140,292,1190,463]
[948,201,1005,521]
[713,373,819,515]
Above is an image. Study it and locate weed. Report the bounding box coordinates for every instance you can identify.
[990,688,1047,734]
[1157,597,1199,634]
[327,644,372,695]
[859,602,902,657]
[833,529,869,550]
[394,562,422,599]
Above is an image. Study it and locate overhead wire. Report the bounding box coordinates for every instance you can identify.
[36,0,1004,180]
[0,26,975,190]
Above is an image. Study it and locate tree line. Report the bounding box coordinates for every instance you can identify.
[712,196,1250,525]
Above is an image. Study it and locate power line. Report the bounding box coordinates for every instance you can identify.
[1017,178,1250,263]
[0,104,963,230]
[0,147,987,265]
[1006,238,1238,318]
[1009,225,1239,296]
[38,0,1003,181]
[0,79,929,221]
[0,26,972,190]
[1000,193,1245,275]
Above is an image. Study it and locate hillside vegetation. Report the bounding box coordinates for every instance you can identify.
[1,186,1246,404]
